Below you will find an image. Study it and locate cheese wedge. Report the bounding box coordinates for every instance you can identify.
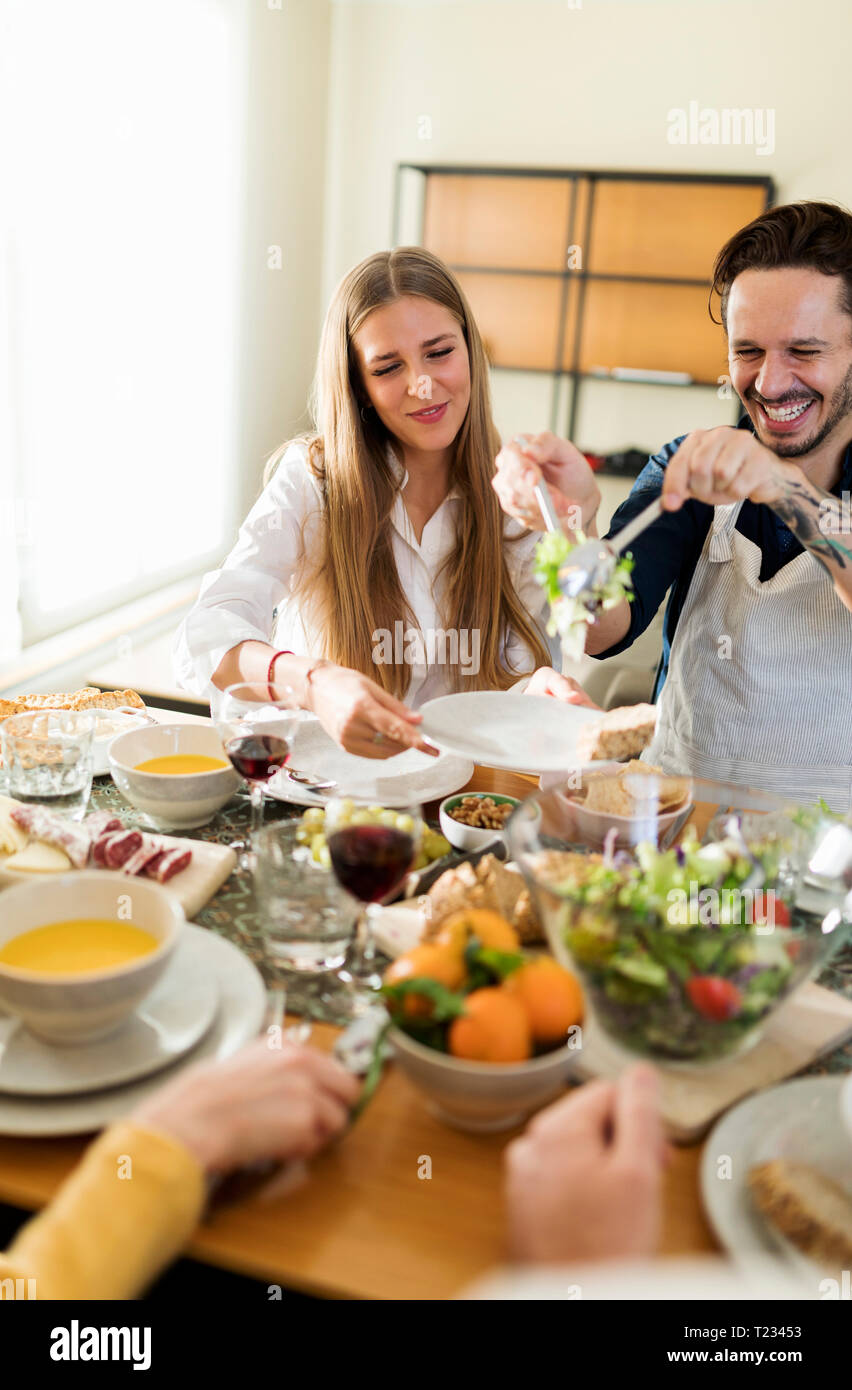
[0,796,29,855]
[4,841,73,873]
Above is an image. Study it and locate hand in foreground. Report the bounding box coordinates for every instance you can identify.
[493,432,601,533]
[661,426,792,512]
[504,1064,665,1264]
[524,666,601,709]
[305,663,438,759]
[131,1039,361,1175]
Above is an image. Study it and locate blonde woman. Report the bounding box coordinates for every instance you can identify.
[174,248,591,756]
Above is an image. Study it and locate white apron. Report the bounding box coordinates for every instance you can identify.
[642,500,852,813]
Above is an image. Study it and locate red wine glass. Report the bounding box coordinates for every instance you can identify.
[323,797,422,997]
[215,682,301,863]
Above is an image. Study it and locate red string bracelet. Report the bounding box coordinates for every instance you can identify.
[267,649,294,701]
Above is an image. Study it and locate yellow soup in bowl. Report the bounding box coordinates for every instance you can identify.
[134,754,228,775]
[0,919,160,974]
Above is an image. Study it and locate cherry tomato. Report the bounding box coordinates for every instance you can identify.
[686,976,743,1021]
[753,896,791,929]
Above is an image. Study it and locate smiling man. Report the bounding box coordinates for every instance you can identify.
[494,202,852,809]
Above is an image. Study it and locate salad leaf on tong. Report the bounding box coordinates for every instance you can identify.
[534,530,636,663]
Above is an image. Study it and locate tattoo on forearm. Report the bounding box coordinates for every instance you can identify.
[773,478,852,575]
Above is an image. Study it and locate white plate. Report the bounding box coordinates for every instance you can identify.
[701,1076,852,1292]
[0,931,219,1097]
[266,715,474,808]
[0,926,266,1136]
[419,692,602,774]
[90,707,156,776]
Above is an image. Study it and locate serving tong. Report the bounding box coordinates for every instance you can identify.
[534,477,663,603]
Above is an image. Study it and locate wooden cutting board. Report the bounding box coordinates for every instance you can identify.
[0,835,236,921]
[139,835,237,918]
[574,982,852,1143]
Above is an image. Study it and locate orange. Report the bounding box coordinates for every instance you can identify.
[448,987,532,1062]
[434,908,520,955]
[383,943,466,1020]
[505,957,584,1045]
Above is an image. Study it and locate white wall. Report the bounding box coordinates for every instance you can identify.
[320,0,852,452]
[233,0,332,519]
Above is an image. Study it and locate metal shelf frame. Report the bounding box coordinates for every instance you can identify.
[392,163,775,440]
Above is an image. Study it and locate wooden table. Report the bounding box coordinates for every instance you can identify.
[0,765,730,1299]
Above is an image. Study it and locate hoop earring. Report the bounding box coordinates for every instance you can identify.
[360,404,372,422]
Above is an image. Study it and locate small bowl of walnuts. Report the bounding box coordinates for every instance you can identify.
[438,792,524,852]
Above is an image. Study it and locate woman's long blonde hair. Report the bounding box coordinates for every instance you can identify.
[264,246,551,696]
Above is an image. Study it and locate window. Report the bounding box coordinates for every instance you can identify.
[2,0,242,649]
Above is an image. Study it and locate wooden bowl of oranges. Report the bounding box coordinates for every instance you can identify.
[382,908,584,1132]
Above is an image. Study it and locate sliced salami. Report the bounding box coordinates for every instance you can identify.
[148,846,192,882]
[92,834,111,866]
[101,829,143,869]
[9,805,91,869]
[121,836,166,877]
[83,810,123,841]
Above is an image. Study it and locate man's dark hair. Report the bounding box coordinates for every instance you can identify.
[711,200,852,330]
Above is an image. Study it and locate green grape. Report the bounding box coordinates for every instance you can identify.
[302,807,325,826]
[318,845,331,870]
[412,851,428,870]
[379,810,398,827]
[395,813,415,834]
[310,833,326,863]
[350,810,372,826]
[427,832,451,860]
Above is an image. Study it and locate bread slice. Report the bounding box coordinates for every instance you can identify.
[575,702,658,763]
[1,688,145,716]
[748,1159,852,1269]
[422,853,545,945]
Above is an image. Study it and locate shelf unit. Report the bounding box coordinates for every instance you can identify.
[392,165,775,450]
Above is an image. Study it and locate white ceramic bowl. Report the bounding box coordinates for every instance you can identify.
[545,765,693,849]
[388,1026,580,1132]
[0,872,184,1044]
[568,791,692,850]
[438,793,524,852]
[109,723,241,829]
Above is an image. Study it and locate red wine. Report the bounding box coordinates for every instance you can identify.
[327,824,415,903]
[225,734,290,781]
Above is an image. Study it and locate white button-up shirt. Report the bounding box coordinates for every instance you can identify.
[173,442,559,707]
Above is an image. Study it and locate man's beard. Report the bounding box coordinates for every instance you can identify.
[747,363,852,459]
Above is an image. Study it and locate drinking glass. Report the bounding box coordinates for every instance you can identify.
[1,710,95,819]
[324,798,422,999]
[215,682,304,861]
[252,819,361,1022]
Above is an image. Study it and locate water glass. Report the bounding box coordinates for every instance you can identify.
[1,710,95,819]
[253,819,360,1019]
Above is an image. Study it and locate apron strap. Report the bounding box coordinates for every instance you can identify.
[707,501,745,563]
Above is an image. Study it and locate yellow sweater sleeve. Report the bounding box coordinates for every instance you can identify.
[0,1121,206,1300]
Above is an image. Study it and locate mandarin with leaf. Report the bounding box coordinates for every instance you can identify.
[448,986,532,1062]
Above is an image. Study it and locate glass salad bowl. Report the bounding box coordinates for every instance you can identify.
[507,776,852,1068]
